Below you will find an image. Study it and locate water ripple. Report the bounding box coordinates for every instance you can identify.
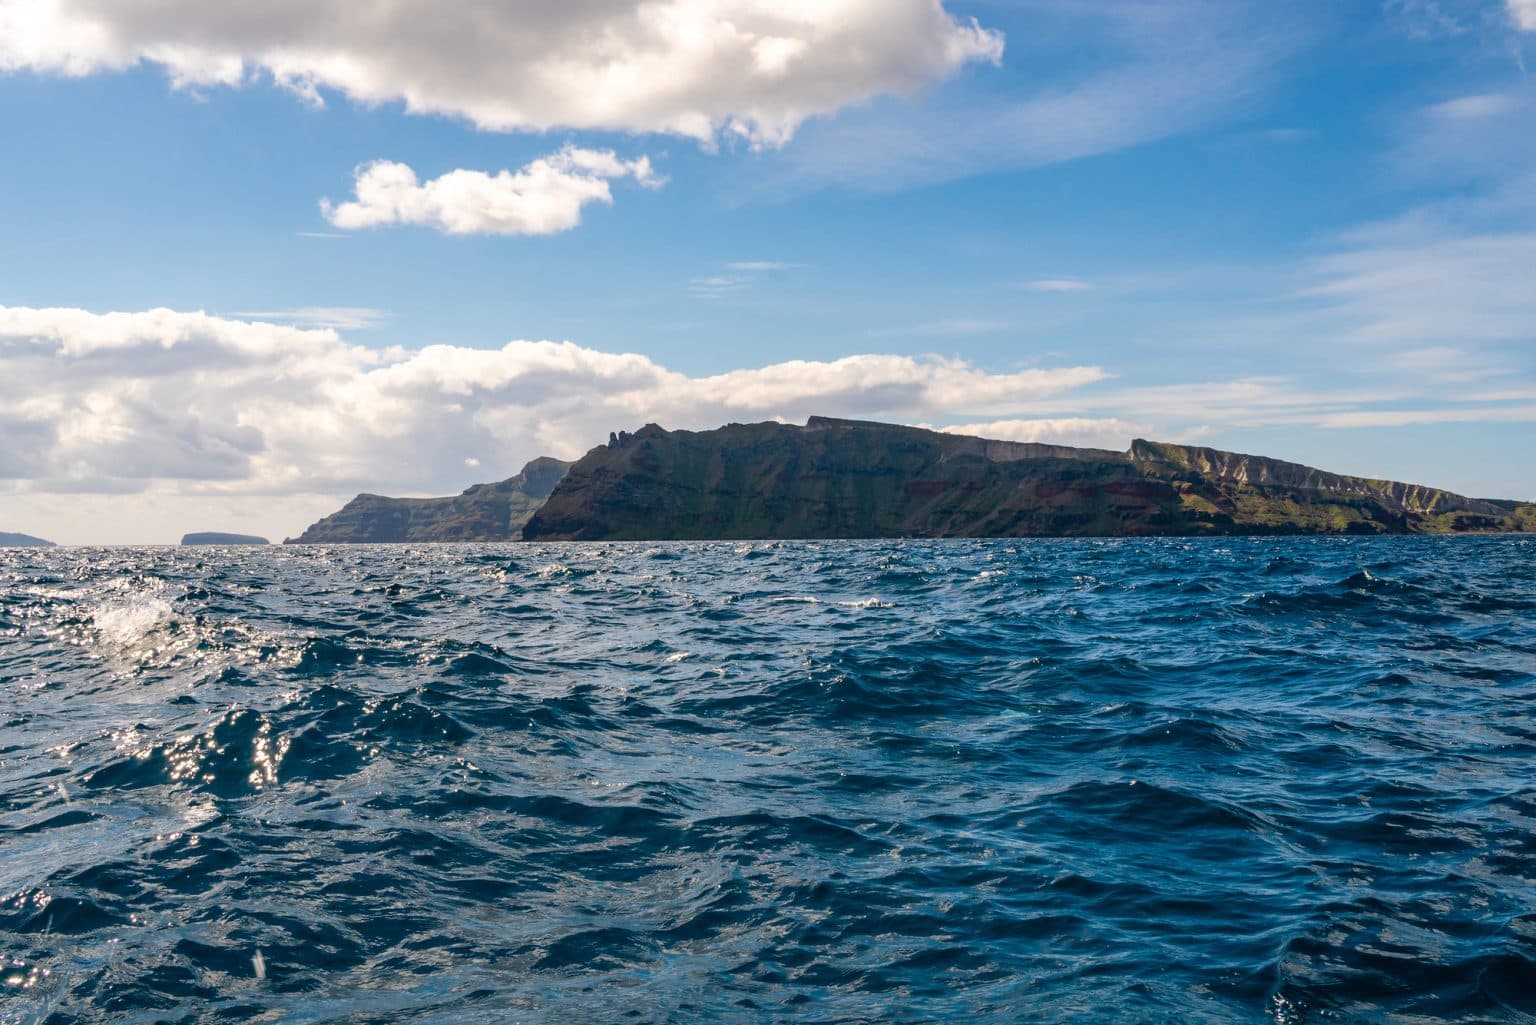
[2,537,1535,1023]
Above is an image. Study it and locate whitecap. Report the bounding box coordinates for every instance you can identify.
[91,596,175,647]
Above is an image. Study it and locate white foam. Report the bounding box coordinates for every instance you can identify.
[91,596,174,647]
[768,595,891,609]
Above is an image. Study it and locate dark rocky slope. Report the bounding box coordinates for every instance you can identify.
[522,417,1536,540]
[0,531,55,547]
[287,457,571,543]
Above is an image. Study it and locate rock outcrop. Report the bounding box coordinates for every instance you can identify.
[286,457,571,543]
[0,531,55,547]
[181,533,269,545]
[522,417,1536,540]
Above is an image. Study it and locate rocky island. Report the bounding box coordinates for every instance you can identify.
[522,417,1536,540]
[287,456,571,543]
[0,531,56,547]
[181,533,269,545]
[287,418,1533,543]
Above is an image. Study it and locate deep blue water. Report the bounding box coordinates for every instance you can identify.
[2,538,1535,1024]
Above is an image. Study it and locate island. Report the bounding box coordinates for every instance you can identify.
[181,532,269,545]
[286,456,572,543]
[0,531,56,547]
[521,416,1536,540]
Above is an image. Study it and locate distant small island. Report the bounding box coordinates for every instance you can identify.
[0,531,56,547]
[288,417,1536,543]
[181,532,269,546]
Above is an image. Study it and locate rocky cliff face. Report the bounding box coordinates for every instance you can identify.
[286,457,571,543]
[522,418,1536,540]
[1129,441,1508,518]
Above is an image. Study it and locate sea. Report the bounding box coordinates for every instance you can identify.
[2,537,1534,1024]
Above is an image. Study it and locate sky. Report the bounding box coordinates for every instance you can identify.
[2,0,1535,544]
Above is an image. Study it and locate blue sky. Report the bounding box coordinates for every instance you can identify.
[2,0,1534,543]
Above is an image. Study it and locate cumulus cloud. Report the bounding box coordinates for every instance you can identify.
[1511,0,1536,30]
[0,305,1105,504]
[0,0,1003,144]
[8,303,1536,540]
[936,417,1149,451]
[921,417,1155,451]
[322,148,660,236]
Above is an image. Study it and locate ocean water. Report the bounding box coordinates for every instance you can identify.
[2,538,1535,1025]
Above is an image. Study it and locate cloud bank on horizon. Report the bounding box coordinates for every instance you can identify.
[4,300,1530,510]
[0,304,1110,502]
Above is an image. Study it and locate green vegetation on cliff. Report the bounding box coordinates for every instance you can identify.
[522,418,1536,540]
[286,457,571,543]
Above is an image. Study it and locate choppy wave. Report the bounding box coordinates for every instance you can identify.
[2,537,1535,1023]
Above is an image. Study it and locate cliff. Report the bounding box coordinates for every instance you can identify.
[0,531,55,547]
[181,532,269,545]
[286,456,571,543]
[522,417,1536,540]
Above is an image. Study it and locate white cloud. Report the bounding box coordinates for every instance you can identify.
[6,302,1536,541]
[230,307,388,330]
[768,0,1304,190]
[936,417,1149,451]
[1377,345,1511,384]
[1026,278,1094,293]
[871,318,1011,337]
[1305,231,1536,346]
[322,148,660,236]
[1327,86,1536,357]
[1306,404,1536,429]
[1511,0,1536,30]
[1426,93,1523,121]
[0,0,1002,145]
[687,275,750,298]
[691,260,800,298]
[0,304,1105,513]
[1394,88,1536,189]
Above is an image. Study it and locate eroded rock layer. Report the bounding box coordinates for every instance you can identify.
[522,418,1536,540]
